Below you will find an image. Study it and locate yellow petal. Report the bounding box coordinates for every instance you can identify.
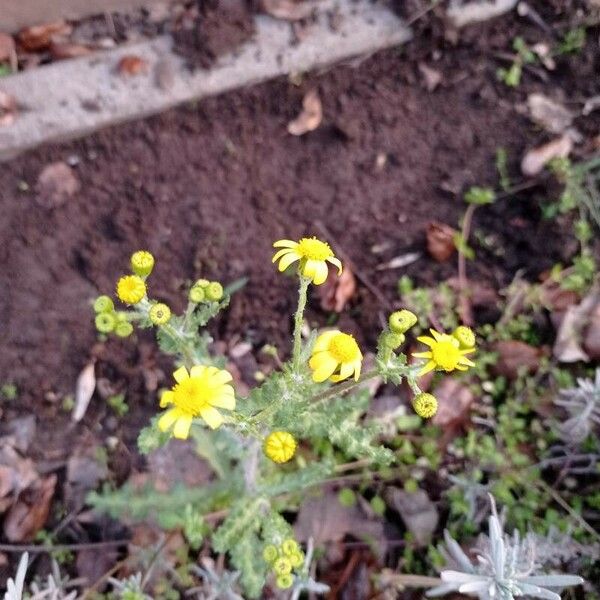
[210,390,235,410]
[311,354,339,382]
[173,415,193,439]
[200,406,224,429]
[190,365,207,378]
[459,357,476,367]
[160,390,174,408]
[278,251,300,272]
[208,369,233,385]
[273,239,299,248]
[313,330,339,353]
[412,351,432,359]
[311,261,329,285]
[301,258,319,279]
[418,361,437,376]
[353,358,362,381]
[430,330,444,342]
[173,366,189,383]
[338,361,355,381]
[158,408,179,432]
[327,256,343,275]
[272,248,294,263]
[417,336,435,347]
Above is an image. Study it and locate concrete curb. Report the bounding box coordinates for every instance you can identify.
[0,0,411,161]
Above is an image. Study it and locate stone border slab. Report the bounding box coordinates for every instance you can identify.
[0,0,411,161]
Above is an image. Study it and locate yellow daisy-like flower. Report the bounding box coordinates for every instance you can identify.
[272,237,342,285]
[158,365,235,439]
[264,431,297,464]
[309,330,362,383]
[116,275,146,305]
[413,329,475,376]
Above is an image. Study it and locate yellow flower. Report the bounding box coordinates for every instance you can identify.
[158,365,235,439]
[309,330,362,383]
[413,329,475,376]
[116,275,146,305]
[272,237,342,285]
[149,302,171,325]
[412,392,438,418]
[264,431,297,463]
[131,250,155,277]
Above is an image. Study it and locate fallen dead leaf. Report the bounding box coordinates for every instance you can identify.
[384,487,438,547]
[318,266,356,312]
[521,134,572,176]
[376,251,421,271]
[493,340,541,379]
[72,361,96,422]
[531,43,555,70]
[0,33,17,71]
[17,21,72,51]
[447,0,518,27]
[36,162,81,208]
[418,63,442,92]
[77,546,118,588]
[527,94,573,134]
[426,221,456,262]
[4,474,57,542]
[117,55,149,76]
[431,377,474,427]
[49,40,93,60]
[583,303,600,361]
[287,89,322,135]
[0,90,17,127]
[0,444,38,506]
[261,0,314,20]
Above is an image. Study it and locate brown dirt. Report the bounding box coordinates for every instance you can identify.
[0,0,598,501]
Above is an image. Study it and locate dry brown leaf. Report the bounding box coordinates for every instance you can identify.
[3,474,57,542]
[261,0,314,20]
[17,21,72,51]
[527,94,573,134]
[521,134,572,176]
[72,361,96,422]
[0,444,38,505]
[384,487,438,546]
[0,90,17,127]
[0,33,17,71]
[493,340,541,379]
[49,41,93,60]
[318,266,356,312]
[287,89,322,136]
[117,55,149,76]
[583,303,600,360]
[426,221,456,262]
[431,377,474,426]
[36,161,80,208]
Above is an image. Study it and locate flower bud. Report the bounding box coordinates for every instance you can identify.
[453,325,475,349]
[130,250,155,277]
[189,285,205,303]
[289,551,304,568]
[149,303,171,326]
[281,538,299,556]
[276,574,294,590]
[205,282,224,302]
[389,310,418,334]
[262,545,279,564]
[273,557,292,576]
[412,392,437,419]
[95,312,116,333]
[194,278,210,288]
[114,321,134,338]
[264,431,297,464]
[93,295,114,314]
[382,331,405,350]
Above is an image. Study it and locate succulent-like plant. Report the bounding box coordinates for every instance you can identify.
[427,497,584,599]
[554,368,600,444]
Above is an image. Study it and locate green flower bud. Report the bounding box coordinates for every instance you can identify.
[149,302,171,326]
[205,282,224,302]
[194,278,210,288]
[276,573,294,590]
[453,325,475,349]
[115,311,130,323]
[289,551,304,568]
[95,312,116,333]
[189,285,205,303]
[273,557,292,576]
[281,538,299,556]
[389,310,418,334]
[114,321,134,338]
[412,392,437,419]
[382,331,405,350]
[262,545,279,564]
[93,295,114,313]
[130,250,155,277]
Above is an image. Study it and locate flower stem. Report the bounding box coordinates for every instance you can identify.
[292,275,310,373]
[310,369,380,405]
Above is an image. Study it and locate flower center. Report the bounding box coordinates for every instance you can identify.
[431,340,461,371]
[172,377,211,415]
[297,237,333,261]
[329,333,360,363]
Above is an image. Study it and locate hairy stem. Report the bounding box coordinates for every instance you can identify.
[292,275,310,373]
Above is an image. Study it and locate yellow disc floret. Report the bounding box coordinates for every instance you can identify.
[149,302,171,325]
[273,557,292,576]
[264,431,297,464]
[131,250,155,277]
[116,275,146,305]
[453,325,476,349]
[412,392,438,418]
[158,365,236,439]
[412,329,475,376]
[272,236,342,285]
[309,330,362,383]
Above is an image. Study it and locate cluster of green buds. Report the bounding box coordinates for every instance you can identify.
[93,295,134,337]
[262,538,305,590]
[189,278,224,304]
[379,309,418,360]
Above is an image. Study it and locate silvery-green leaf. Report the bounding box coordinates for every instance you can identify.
[516,582,561,599]
[522,575,584,587]
[459,579,493,594]
[441,570,486,583]
[426,583,463,597]
[444,529,476,572]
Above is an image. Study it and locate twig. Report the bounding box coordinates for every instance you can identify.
[0,539,128,553]
[315,222,392,309]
